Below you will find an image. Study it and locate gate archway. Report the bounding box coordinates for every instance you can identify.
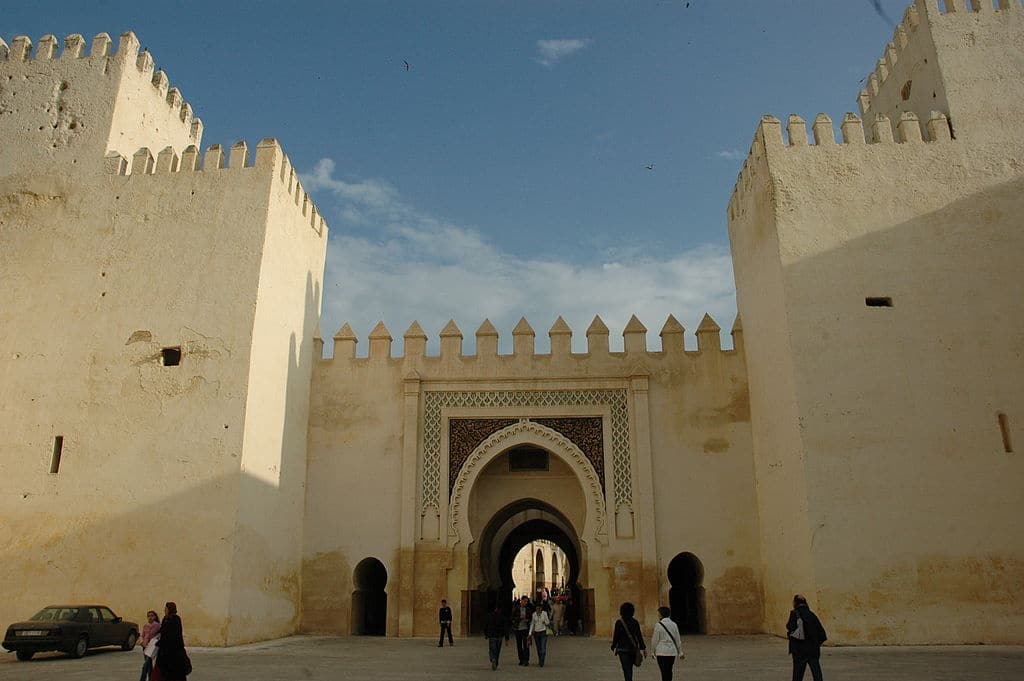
[448,420,608,636]
[667,552,705,634]
[351,557,387,636]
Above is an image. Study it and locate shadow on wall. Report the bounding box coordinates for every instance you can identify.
[771,176,1024,642]
[0,271,323,647]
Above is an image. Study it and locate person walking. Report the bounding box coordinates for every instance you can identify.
[565,597,578,635]
[483,604,509,671]
[512,595,533,666]
[787,594,828,681]
[528,603,552,667]
[438,599,454,647]
[611,602,646,681]
[139,610,161,681]
[155,602,190,681]
[650,606,684,681]
[551,598,565,636]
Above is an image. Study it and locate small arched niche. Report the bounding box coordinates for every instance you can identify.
[352,557,387,636]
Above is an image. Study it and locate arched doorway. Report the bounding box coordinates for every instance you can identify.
[449,420,609,637]
[667,552,705,634]
[467,498,592,634]
[352,557,387,636]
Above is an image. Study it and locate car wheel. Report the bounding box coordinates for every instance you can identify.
[15,650,34,661]
[70,635,88,658]
[122,630,138,651]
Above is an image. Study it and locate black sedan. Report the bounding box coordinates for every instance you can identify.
[2,605,138,660]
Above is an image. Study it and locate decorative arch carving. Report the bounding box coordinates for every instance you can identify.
[448,420,608,547]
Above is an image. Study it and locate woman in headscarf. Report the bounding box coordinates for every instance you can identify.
[155,602,190,680]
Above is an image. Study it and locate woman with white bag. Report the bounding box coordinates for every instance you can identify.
[650,606,684,681]
[139,609,161,681]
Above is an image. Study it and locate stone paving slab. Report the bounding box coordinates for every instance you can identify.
[1,634,1022,680]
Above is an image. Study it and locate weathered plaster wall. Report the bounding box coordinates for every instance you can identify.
[226,142,327,644]
[0,32,200,179]
[731,59,1024,643]
[305,321,761,637]
[771,124,1022,644]
[860,0,1024,143]
[728,130,817,635]
[302,359,406,635]
[0,151,269,645]
[0,35,327,645]
[647,340,763,633]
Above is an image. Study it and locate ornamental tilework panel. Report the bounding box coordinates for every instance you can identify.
[447,417,606,497]
[448,419,517,495]
[532,417,604,489]
[421,389,631,513]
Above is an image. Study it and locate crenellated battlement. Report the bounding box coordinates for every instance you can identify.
[860,1,1022,116]
[317,314,743,362]
[857,0,1024,141]
[104,138,327,237]
[728,110,953,219]
[0,32,201,145]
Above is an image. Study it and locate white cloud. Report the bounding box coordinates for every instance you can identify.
[536,39,590,67]
[716,149,745,161]
[304,159,737,356]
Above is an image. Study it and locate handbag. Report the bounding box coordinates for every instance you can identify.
[789,615,806,641]
[184,652,193,676]
[619,619,644,667]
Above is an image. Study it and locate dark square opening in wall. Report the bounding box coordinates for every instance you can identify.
[161,347,182,366]
[508,446,550,472]
[865,297,893,307]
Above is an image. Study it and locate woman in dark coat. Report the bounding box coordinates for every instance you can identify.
[156,602,190,680]
[786,594,827,681]
[611,601,646,681]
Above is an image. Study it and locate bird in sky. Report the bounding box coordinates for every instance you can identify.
[869,0,896,26]
[403,60,411,71]
[646,164,655,170]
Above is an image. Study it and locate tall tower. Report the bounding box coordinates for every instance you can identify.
[728,0,1024,644]
[0,32,327,644]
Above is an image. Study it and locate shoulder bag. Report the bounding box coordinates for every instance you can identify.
[659,621,684,659]
[789,614,806,641]
[619,619,644,667]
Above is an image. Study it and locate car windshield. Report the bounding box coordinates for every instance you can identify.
[30,607,79,622]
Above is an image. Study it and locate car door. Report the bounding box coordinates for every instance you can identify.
[85,607,111,646]
[98,607,123,645]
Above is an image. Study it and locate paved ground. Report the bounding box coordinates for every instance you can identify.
[2,634,1022,680]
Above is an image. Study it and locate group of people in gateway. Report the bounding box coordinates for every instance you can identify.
[137,601,191,681]
[131,593,825,681]
[453,593,828,681]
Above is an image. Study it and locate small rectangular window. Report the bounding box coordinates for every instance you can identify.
[161,347,182,366]
[508,447,549,472]
[998,413,1013,453]
[865,297,893,307]
[49,436,64,474]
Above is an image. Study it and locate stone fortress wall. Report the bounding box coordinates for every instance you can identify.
[0,0,1021,647]
[729,0,1024,644]
[303,315,760,638]
[0,32,327,645]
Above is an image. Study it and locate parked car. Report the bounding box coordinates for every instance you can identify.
[2,605,138,660]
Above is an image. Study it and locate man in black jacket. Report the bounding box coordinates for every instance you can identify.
[511,596,534,666]
[786,594,827,681]
[483,604,510,670]
[438,599,454,647]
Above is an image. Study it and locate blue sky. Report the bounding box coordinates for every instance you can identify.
[5,1,909,353]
